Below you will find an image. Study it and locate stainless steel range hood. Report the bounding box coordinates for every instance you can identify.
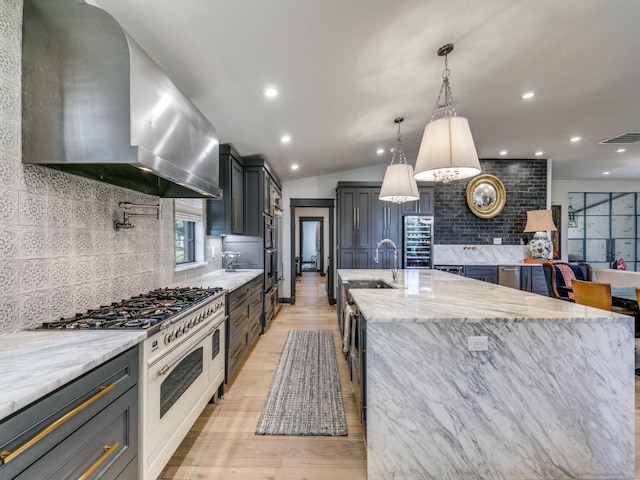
[22,0,222,199]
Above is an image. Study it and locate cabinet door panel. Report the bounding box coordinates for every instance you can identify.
[374,249,401,270]
[356,190,373,248]
[339,190,357,249]
[401,187,434,215]
[15,387,138,480]
[373,190,401,247]
[231,158,244,234]
[339,249,372,269]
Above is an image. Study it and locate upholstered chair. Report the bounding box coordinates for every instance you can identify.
[542,261,593,301]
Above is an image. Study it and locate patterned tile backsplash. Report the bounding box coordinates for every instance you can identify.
[0,0,222,332]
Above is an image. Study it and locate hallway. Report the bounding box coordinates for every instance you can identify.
[160,272,367,479]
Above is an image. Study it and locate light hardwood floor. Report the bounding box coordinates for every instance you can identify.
[160,273,367,479]
[161,273,640,479]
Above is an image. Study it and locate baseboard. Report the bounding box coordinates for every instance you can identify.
[278,297,293,304]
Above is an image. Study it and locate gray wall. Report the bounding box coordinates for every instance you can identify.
[0,0,221,333]
[434,159,547,245]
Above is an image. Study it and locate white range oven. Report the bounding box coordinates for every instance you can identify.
[140,291,226,480]
[36,286,227,480]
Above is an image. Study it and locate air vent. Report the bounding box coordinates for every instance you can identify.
[599,132,640,144]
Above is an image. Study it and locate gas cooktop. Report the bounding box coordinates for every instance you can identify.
[38,287,225,330]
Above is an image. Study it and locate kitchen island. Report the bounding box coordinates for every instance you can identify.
[339,269,634,480]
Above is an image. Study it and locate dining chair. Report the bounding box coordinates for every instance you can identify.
[542,261,593,301]
[572,279,612,310]
[573,279,637,316]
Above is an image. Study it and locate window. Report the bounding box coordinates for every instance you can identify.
[174,199,206,268]
[175,219,196,264]
[567,192,638,271]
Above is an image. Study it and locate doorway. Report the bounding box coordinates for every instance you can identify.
[290,199,335,306]
[299,217,324,274]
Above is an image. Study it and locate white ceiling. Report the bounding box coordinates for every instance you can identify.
[92,0,640,183]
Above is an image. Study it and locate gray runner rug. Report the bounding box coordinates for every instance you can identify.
[255,330,348,436]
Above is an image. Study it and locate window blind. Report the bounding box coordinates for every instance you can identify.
[174,198,204,223]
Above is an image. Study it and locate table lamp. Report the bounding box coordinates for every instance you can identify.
[523,210,557,260]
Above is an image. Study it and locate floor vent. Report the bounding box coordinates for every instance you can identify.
[599,132,640,144]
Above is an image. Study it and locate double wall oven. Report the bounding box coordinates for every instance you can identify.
[264,205,283,327]
[37,286,227,480]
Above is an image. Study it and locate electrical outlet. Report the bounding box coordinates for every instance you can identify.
[468,336,488,351]
[493,237,502,245]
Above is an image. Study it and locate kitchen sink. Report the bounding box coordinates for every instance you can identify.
[345,279,395,289]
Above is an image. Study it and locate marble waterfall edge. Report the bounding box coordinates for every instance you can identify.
[366,319,634,480]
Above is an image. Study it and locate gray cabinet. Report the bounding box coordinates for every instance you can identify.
[373,189,401,247]
[337,182,433,270]
[339,249,372,269]
[0,347,138,480]
[244,161,281,237]
[374,249,401,270]
[337,182,394,270]
[338,187,374,249]
[464,265,498,284]
[226,274,264,384]
[521,265,550,296]
[400,185,434,215]
[207,144,244,236]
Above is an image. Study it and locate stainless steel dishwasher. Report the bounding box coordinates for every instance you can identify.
[498,266,521,289]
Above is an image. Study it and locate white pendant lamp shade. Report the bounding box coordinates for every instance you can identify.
[379,116,419,203]
[379,163,420,203]
[413,43,481,183]
[413,116,481,182]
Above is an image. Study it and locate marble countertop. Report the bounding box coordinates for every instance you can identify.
[0,331,145,421]
[171,269,263,292]
[0,269,263,422]
[339,269,631,324]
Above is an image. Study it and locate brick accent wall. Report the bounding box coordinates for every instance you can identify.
[433,159,547,245]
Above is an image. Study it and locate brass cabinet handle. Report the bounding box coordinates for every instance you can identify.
[0,384,115,465]
[233,312,248,328]
[230,343,244,362]
[77,441,120,480]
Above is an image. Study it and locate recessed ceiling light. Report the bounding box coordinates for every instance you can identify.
[521,91,535,100]
[499,150,508,156]
[291,164,299,171]
[570,136,582,143]
[616,148,627,153]
[534,151,544,156]
[376,148,385,155]
[262,87,278,98]
[603,171,610,175]
[281,135,291,144]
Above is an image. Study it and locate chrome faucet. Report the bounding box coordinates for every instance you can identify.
[373,238,399,283]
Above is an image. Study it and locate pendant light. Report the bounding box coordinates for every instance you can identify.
[413,43,481,183]
[568,197,578,228]
[379,117,419,203]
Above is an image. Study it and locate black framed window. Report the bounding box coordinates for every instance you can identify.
[175,219,196,264]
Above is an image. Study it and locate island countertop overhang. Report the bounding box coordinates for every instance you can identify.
[338,269,631,324]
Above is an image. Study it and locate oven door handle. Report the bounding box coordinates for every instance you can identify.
[158,325,216,376]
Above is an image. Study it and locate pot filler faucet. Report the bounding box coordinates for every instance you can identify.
[373,238,399,283]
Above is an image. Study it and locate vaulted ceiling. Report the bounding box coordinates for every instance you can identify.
[92,0,640,183]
